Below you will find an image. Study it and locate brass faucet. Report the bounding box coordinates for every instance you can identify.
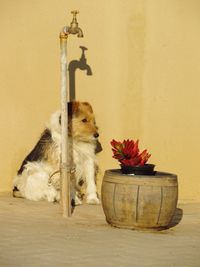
[60,10,83,38]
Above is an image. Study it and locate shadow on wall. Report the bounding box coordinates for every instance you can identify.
[68,47,102,154]
[68,46,92,101]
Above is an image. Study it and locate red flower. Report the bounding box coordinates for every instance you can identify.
[110,139,151,166]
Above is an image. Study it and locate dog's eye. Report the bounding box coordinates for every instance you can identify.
[82,118,88,123]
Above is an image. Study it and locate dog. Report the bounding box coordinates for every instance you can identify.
[13,101,102,205]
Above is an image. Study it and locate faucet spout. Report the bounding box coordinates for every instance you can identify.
[77,28,83,38]
[85,65,92,75]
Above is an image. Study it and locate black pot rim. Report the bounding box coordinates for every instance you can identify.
[120,164,156,175]
[120,163,155,168]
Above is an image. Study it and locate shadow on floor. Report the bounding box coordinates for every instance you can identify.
[168,208,183,229]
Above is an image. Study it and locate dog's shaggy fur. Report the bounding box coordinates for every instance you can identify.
[13,101,101,205]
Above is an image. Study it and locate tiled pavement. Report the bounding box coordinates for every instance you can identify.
[0,194,199,267]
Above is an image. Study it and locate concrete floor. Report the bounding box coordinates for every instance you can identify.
[0,194,199,267]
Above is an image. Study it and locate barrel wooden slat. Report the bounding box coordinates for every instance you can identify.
[101,169,178,230]
[101,182,116,223]
[113,184,138,223]
[158,186,178,225]
[136,185,162,227]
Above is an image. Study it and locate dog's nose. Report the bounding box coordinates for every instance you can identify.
[94,133,99,138]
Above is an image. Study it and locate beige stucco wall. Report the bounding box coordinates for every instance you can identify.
[0,0,200,202]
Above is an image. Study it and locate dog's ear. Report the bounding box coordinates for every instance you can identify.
[82,102,93,113]
[68,101,80,118]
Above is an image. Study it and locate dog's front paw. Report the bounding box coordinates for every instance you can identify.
[86,194,100,205]
[75,195,83,206]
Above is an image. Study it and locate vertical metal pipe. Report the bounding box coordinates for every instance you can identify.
[59,11,83,218]
[60,32,71,217]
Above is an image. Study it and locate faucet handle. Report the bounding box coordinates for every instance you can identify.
[80,46,87,51]
[71,10,79,17]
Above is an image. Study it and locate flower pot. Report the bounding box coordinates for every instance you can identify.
[121,164,155,175]
[101,169,178,230]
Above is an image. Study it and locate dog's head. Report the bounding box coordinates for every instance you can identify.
[67,101,99,142]
[47,101,99,143]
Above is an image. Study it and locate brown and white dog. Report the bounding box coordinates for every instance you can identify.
[13,101,101,205]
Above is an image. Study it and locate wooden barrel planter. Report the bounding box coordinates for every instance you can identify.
[101,169,178,230]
